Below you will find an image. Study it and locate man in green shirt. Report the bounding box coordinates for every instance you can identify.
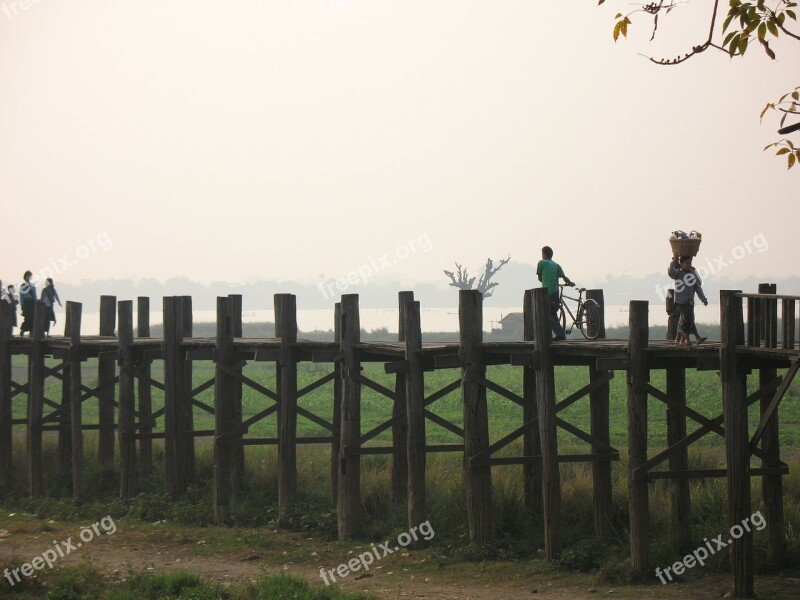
[536,246,573,340]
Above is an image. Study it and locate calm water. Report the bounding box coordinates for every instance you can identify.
[60,304,721,336]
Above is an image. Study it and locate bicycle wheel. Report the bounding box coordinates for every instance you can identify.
[558,305,566,333]
[577,299,601,340]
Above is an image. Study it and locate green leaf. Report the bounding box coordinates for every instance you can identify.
[776,148,790,155]
[723,12,735,31]
[729,33,741,53]
[787,10,797,20]
[738,35,749,54]
[758,22,767,40]
[724,31,737,46]
[767,19,779,36]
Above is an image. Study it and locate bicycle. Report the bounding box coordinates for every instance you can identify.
[556,284,602,340]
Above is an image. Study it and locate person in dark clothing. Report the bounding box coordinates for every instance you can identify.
[40,278,62,336]
[668,256,708,345]
[19,271,36,336]
[6,285,19,332]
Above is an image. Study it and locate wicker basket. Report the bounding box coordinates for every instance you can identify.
[669,230,702,257]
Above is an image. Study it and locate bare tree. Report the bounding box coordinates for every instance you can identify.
[443,256,511,298]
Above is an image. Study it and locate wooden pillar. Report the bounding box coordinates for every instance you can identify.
[136,297,153,477]
[758,283,778,348]
[0,299,12,490]
[276,293,298,524]
[522,290,542,517]
[404,299,426,529]
[98,295,116,467]
[666,365,691,550]
[720,290,753,598]
[337,294,361,539]
[164,297,192,497]
[460,290,493,546]
[58,309,72,475]
[759,285,784,561]
[626,300,649,573]
[214,297,235,524]
[68,302,84,501]
[180,296,195,480]
[749,290,762,347]
[762,286,775,345]
[330,303,342,505]
[228,294,244,493]
[587,289,612,543]
[781,298,795,350]
[118,300,138,502]
[163,296,179,496]
[27,301,46,497]
[393,291,413,509]
[531,288,558,558]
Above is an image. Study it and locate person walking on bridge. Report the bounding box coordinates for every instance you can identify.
[537,246,573,341]
[668,255,708,345]
[18,271,36,336]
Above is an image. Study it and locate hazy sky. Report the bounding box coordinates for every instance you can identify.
[2,0,798,292]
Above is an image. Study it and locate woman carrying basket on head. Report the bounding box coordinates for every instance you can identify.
[668,255,708,345]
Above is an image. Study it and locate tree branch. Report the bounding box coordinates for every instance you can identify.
[644,0,721,65]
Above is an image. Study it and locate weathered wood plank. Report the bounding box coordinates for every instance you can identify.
[137,296,153,477]
[118,300,137,502]
[68,302,84,501]
[0,298,13,490]
[393,291,412,510]
[626,300,649,573]
[721,290,753,598]
[587,289,612,544]
[338,295,361,539]
[522,289,542,518]
[214,296,235,524]
[532,287,558,559]
[98,295,116,467]
[27,301,46,497]
[276,293,298,525]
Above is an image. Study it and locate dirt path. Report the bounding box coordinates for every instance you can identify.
[1,515,797,599]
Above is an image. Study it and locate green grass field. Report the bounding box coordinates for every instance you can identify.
[11,352,800,449]
[4,349,800,584]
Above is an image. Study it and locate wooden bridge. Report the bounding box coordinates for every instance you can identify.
[0,285,797,598]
